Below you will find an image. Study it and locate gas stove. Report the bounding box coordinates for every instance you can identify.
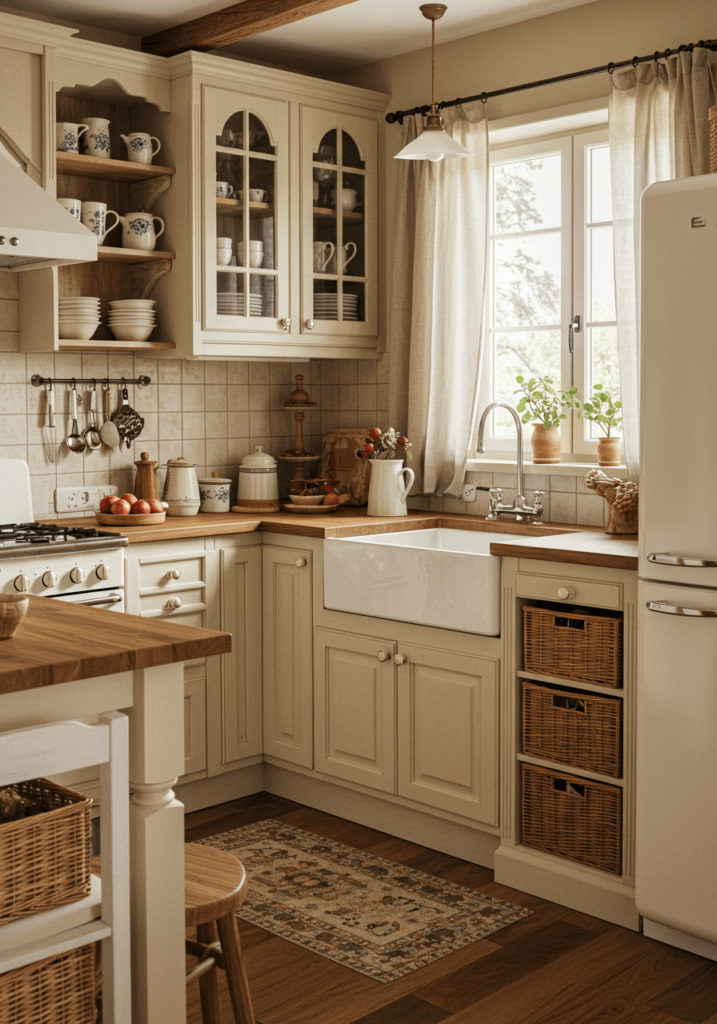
[0,522,126,556]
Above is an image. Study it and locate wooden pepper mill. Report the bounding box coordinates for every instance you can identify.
[134,452,159,501]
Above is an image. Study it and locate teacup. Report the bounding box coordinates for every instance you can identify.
[56,122,88,154]
[216,181,234,198]
[247,189,267,203]
[81,201,120,243]
[216,238,232,267]
[119,212,165,251]
[57,197,81,220]
[313,241,335,273]
[330,188,358,212]
[121,132,161,165]
[80,117,111,158]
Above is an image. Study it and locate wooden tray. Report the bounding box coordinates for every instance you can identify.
[95,510,166,526]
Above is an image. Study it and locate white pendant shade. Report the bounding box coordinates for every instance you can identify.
[395,126,472,161]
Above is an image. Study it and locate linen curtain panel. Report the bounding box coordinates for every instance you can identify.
[609,49,715,479]
[388,103,489,498]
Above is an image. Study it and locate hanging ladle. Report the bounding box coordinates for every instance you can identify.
[81,381,102,450]
[66,380,86,455]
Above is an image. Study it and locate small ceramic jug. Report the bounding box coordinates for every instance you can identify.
[81,201,120,243]
[56,122,88,153]
[163,456,200,517]
[313,241,335,273]
[120,132,161,165]
[367,459,415,517]
[119,212,165,251]
[80,117,111,158]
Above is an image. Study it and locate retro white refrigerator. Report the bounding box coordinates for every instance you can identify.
[637,173,717,958]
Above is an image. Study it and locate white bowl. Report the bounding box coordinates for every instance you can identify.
[108,299,157,309]
[59,296,100,303]
[59,321,100,340]
[110,324,155,342]
[58,314,101,321]
[289,493,325,505]
[108,314,156,320]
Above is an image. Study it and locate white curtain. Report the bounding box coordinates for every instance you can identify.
[388,102,489,498]
[609,49,715,479]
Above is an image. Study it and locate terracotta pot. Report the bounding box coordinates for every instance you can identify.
[531,424,561,464]
[597,436,622,467]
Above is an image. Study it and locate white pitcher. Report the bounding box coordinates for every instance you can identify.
[120,132,161,165]
[119,212,165,251]
[367,459,415,517]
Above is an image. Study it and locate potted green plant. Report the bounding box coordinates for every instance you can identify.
[578,385,623,467]
[514,375,580,464]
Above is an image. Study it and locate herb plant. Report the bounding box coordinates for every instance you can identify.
[578,385,623,437]
[514,375,580,430]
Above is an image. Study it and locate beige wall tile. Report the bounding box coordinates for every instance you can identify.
[158,385,181,412]
[0,332,20,352]
[205,384,228,411]
[182,385,205,411]
[0,276,18,300]
[0,300,19,333]
[182,412,206,439]
[550,491,577,524]
[158,359,182,384]
[182,360,205,384]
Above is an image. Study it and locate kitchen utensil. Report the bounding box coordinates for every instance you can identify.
[111,384,144,450]
[81,384,102,450]
[65,383,86,455]
[163,456,200,516]
[42,384,55,464]
[81,201,120,243]
[100,383,120,448]
[236,446,279,512]
[80,117,110,158]
[120,132,161,164]
[119,212,165,251]
[134,451,159,500]
[95,510,165,526]
[198,472,232,513]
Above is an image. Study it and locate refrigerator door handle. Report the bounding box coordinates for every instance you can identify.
[646,600,717,617]
[647,552,717,568]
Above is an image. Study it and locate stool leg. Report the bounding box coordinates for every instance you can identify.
[196,922,222,1024]
[216,912,255,1024]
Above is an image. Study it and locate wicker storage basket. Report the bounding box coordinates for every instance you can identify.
[523,604,622,688]
[521,762,622,874]
[522,680,623,777]
[0,944,96,1024]
[0,779,91,924]
[710,104,717,173]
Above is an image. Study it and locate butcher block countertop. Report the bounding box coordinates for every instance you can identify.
[47,510,638,569]
[0,595,232,694]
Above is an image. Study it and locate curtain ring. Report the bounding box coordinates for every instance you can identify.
[607,62,615,75]
[653,50,660,64]
[632,55,639,68]
[480,92,487,104]
[664,48,671,60]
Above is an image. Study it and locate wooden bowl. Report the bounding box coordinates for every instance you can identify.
[95,510,166,526]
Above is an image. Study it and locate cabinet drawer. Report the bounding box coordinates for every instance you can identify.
[139,555,205,591]
[515,573,622,610]
[138,586,206,618]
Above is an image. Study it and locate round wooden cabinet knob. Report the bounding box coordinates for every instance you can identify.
[394,653,407,666]
[166,597,182,610]
[294,558,307,568]
[166,569,181,580]
[557,587,575,600]
[377,651,389,662]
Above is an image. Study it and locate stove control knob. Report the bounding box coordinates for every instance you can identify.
[13,574,30,592]
[95,563,110,581]
[42,571,57,588]
[70,567,86,584]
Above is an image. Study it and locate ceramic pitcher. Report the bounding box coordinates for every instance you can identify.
[120,132,161,165]
[119,212,165,251]
[80,117,111,158]
[367,459,415,517]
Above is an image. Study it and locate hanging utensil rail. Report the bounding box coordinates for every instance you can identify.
[31,375,152,388]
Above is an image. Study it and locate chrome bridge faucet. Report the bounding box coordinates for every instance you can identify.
[476,401,544,524]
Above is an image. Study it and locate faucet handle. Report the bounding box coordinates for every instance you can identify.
[533,490,544,502]
[490,487,503,500]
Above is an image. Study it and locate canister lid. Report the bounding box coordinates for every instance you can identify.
[198,472,232,484]
[167,456,196,467]
[239,445,277,469]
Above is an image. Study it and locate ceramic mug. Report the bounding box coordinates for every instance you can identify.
[119,212,165,251]
[56,122,88,154]
[216,181,234,198]
[80,117,111,158]
[120,132,161,165]
[326,242,357,274]
[57,197,81,220]
[81,201,120,243]
[330,188,358,212]
[248,189,267,203]
[313,241,335,273]
[216,237,232,267]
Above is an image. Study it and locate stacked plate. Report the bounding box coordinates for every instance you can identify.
[58,296,101,341]
[313,292,359,321]
[108,299,156,343]
[217,292,263,317]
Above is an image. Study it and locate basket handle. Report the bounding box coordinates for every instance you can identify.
[553,778,585,797]
[552,695,585,713]
[554,616,586,630]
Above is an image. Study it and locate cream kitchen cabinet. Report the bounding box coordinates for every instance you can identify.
[313,627,500,826]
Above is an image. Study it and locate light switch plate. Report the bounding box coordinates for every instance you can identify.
[462,483,477,502]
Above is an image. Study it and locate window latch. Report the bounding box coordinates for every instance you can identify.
[568,315,581,354]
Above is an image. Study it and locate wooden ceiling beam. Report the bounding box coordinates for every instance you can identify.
[142,0,362,58]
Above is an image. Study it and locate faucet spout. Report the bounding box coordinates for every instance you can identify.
[476,401,526,504]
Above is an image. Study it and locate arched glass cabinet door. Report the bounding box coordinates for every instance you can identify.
[302,109,379,342]
[203,89,289,337]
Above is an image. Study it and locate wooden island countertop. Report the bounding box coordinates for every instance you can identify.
[0,594,232,694]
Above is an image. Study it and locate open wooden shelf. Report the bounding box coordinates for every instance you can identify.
[58,340,176,352]
[516,753,625,788]
[216,198,273,218]
[97,247,176,265]
[516,670,624,697]
[56,152,176,182]
[313,206,363,223]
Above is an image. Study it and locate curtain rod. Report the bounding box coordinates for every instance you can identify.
[385,38,717,124]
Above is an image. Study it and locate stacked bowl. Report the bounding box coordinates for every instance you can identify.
[237,241,264,268]
[108,299,156,342]
[58,296,101,340]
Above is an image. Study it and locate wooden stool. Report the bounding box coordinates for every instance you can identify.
[185,843,256,1024]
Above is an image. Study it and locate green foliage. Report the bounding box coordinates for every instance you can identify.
[514,375,580,430]
[577,385,623,437]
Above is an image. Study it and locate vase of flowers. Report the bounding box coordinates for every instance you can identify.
[578,386,623,467]
[356,428,415,517]
[514,375,580,464]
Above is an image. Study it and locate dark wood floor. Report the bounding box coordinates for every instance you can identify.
[185,793,717,1024]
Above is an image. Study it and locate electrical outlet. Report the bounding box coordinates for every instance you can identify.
[462,483,477,503]
[54,485,118,514]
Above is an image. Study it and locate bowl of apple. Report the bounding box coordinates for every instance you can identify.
[95,493,166,525]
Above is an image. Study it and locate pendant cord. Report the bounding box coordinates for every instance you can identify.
[431,20,435,110]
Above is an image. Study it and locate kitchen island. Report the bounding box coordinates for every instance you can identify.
[0,595,231,1024]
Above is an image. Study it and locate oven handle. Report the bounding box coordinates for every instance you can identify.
[646,601,717,617]
[65,592,123,607]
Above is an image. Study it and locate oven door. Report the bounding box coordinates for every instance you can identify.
[50,589,125,612]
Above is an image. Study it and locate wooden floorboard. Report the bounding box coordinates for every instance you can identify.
[184,794,717,1024]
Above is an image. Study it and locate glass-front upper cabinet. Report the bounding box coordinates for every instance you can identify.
[301,107,379,340]
[203,88,289,336]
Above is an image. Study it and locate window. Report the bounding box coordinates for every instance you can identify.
[478,127,616,458]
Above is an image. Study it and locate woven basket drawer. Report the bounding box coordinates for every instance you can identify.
[523,604,623,688]
[0,944,96,1024]
[521,762,622,875]
[522,680,622,777]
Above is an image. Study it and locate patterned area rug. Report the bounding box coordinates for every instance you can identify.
[199,820,531,983]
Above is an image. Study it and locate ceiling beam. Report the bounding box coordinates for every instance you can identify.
[142,0,362,58]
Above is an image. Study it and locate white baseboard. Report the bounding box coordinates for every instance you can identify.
[176,763,265,813]
[644,919,717,961]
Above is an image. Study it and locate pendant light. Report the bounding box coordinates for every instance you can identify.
[395,4,471,162]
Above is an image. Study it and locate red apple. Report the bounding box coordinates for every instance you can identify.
[111,499,131,515]
[119,493,138,506]
[131,500,151,515]
[369,427,381,441]
[323,493,339,506]
[363,443,374,456]
[318,484,337,495]
[99,495,119,513]
[147,499,164,514]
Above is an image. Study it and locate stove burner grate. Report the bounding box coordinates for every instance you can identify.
[0,522,105,544]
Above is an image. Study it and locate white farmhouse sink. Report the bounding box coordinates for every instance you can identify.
[324,528,504,636]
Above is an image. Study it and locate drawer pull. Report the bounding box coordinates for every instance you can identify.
[166,569,181,580]
[557,587,575,600]
[166,597,182,610]
[294,558,307,568]
[646,601,717,617]
[377,651,389,662]
[394,653,407,666]
[647,552,717,568]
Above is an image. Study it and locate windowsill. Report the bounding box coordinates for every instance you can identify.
[465,458,628,479]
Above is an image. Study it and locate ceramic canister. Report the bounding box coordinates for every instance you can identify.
[198,472,232,513]
[163,456,200,517]
[236,446,279,511]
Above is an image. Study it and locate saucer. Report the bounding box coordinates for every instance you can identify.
[282,503,339,514]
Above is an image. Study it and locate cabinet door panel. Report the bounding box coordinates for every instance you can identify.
[263,547,313,767]
[397,645,499,825]
[183,664,207,779]
[314,629,396,793]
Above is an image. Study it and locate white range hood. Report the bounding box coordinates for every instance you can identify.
[0,154,98,271]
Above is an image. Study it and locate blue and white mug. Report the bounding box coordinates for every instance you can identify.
[56,122,88,154]
[57,197,81,220]
[80,201,120,244]
[80,118,111,159]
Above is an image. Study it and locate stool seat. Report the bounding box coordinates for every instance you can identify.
[186,844,248,928]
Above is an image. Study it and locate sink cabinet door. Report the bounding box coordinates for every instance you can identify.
[397,645,500,825]
[314,628,396,793]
